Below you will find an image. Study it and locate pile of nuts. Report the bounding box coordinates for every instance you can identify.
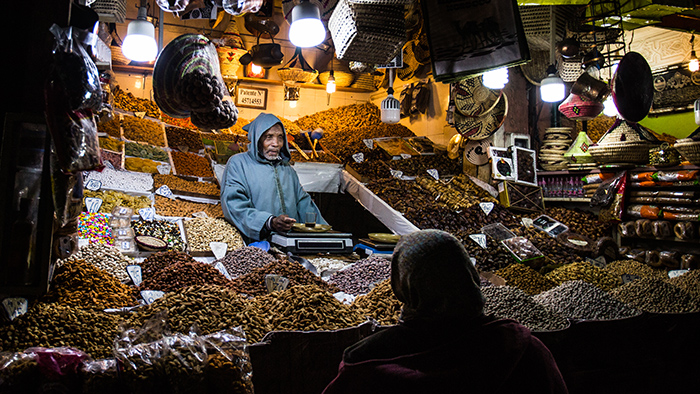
[138,259,230,293]
[124,156,161,174]
[113,86,161,118]
[58,242,134,282]
[86,167,153,191]
[495,263,557,295]
[353,278,402,326]
[171,151,214,178]
[99,136,124,151]
[667,269,700,298]
[121,115,166,147]
[604,259,667,280]
[83,189,152,214]
[328,256,391,296]
[131,219,185,251]
[184,217,244,252]
[100,148,123,169]
[215,246,277,278]
[610,278,700,313]
[255,285,364,332]
[140,250,192,278]
[154,174,220,196]
[165,126,205,151]
[43,259,136,309]
[0,303,120,358]
[534,280,641,321]
[97,117,121,138]
[125,141,169,162]
[387,153,462,178]
[230,259,338,297]
[130,284,271,343]
[482,286,569,332]
[545,262,621,291]
[538,207,613,240]
[154,195,224,218]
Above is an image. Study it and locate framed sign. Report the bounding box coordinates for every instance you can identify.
[235,86,268,109]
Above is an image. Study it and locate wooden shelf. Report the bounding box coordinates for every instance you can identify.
[539,164,700,176]
[621,235,698,244]
[113,64,154,75]
[543,197,591,202]
[236,77,376,93]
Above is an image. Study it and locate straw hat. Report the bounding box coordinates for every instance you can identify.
[454,91,508,140]
[454,76,500,117]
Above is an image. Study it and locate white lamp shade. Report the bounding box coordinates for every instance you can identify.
[122,19,157,62]
[482,67,508,90]
[326,74,336,93]
[603,96,618,117]
[289,1,325,48]
[690,57,699,72]
[541,74,566,103]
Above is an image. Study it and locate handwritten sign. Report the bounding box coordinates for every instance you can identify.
[390,170,404,179]
[427,169,439,180]
[236,86,268,109]
[265,274,290,293]
[479,202,495,216]
[2,297,28,321]
[352,152,364,163]
[126,265,143,286]
[139,208,156,221]
[157,163,171,175]
[85,179,102,191]
[469,234,487,249]
[85,197,103,213]
[363,139,374,149]
[400,153,412,160]
[155,185,174,198]
[140,290,165,304]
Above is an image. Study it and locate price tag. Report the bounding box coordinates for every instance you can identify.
[265,274,290,293]
[668,269,690,279]
[85,179,102,191]
[2,297,28,321]
[621,274,641,284]
[469,234,487,249]
[427,169,439,180]
[103,160,115,170]
[352,152,364,163]
[157,163,171,175]
[479,202,495,216]
[333,292,355,305]
[587,256,607,269]
[521,217,534,227]
[126,265,143,286]
[85,197,103,213]
[214,262,231,280]
[390,170,404,179]
[140,290,165,304]
[139,208,156,221]
[78,238,89,248]
[192,211,209,218]
[363,139,374,149]
[210,242,228,260]
[155,185,174,198]
[400,153,412,160]
[134,111,146,119]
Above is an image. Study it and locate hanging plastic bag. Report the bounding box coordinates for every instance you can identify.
[590,171,625,208]
[598,171,628,222]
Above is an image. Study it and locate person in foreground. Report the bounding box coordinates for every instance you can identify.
[221,113,326,242]
[322,229,568,394]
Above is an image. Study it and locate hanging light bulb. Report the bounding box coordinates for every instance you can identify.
[541,65,566,103]
[482,67,509,90]
[122,1,157,62]
[289,100,298,108]
[289,0,325,48]
[326,70,336,94]
[689,35,699,72]
[251,63,263,75]
[603,96,618,117]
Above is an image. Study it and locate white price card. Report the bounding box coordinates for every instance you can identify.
[352,152,364,163]
[85,197,103,213]
[192,211,209,218]
[78,238,90,248]
[427,169,439,180]
[140,290,165,304]
[214,262,232,280]
[85,179,102,191]
[155,185,174,198]
[363,139,374,149]
[126,265,143,286]
[265,274,290,293]
[521,217,534,228]
[134,111,146,119]
[333,292,355,305]
[2,297,28,321]
[103,160,115,170]
[479,202,495,216]
[469,234,488,249]
[390,170,404,179]
[139,208,156,221]
[668,269,690,279]
[470,257,477,267]
[210,242,228,260]
[400,153,412,160]
[157,163,171,175]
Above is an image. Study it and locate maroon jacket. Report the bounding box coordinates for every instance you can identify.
[323,318,568,394]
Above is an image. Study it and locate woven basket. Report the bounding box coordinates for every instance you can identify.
[277,47,319,84]
[329,0,405,64]
[674,139,700,165]
[560,58,583,83]
[588,141,656,164]
[111,42,129,65]
[559,93,604,120]
[92,0,126,24]
[540,161,569,171]
[318,57,355,87]
[349,73,376,91]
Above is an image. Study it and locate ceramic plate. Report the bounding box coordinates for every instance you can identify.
[292,223,332,233]
[368,233,401,243]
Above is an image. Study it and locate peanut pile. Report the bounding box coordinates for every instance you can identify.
[154,195,223,218]
[154,174,220,196]
[121,115,166,147]
[171,151,214,178]
[184,217,245,252]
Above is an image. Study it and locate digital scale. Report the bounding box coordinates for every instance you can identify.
[271,231,354,254]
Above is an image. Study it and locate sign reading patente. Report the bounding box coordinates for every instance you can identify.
[236,86,268,109]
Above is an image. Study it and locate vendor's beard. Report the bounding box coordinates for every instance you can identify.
[263,152,281,161]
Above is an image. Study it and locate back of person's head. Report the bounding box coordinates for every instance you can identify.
[391,229,485,322]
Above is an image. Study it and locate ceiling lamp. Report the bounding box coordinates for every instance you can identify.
[289,0,325,48]
[482,67,508,90]
[326,70,336,93]
[541,65,565,103]
[689,35,699,73]
[122,1,157,62]
[603,96,618,117]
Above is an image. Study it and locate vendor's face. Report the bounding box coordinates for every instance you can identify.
[260,124,285,160]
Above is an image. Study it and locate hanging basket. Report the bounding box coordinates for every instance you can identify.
[277,47,319,84]
[318,57,355,87]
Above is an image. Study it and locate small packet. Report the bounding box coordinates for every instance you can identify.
[501,237,543,262]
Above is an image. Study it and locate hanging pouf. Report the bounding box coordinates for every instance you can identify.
[277,47,319,84]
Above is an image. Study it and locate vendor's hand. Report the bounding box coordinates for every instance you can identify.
[271,215,296,232]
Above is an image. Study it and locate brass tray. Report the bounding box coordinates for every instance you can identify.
[368,233,400,243]
[291,223,332,233]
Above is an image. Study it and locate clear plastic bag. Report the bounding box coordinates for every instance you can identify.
[50,150,84,227]
[501,236,543,262]
[590,171,625,208]
[81,358,124,394]
[156,0,191,12]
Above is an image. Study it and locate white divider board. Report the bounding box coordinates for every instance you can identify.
[340,170,420,235]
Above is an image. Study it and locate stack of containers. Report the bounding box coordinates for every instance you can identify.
[110,206,136,253]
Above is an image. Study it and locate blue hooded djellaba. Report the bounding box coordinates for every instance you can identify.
[221,113,326,241]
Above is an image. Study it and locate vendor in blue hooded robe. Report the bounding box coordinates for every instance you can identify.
[221,113,327,242]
